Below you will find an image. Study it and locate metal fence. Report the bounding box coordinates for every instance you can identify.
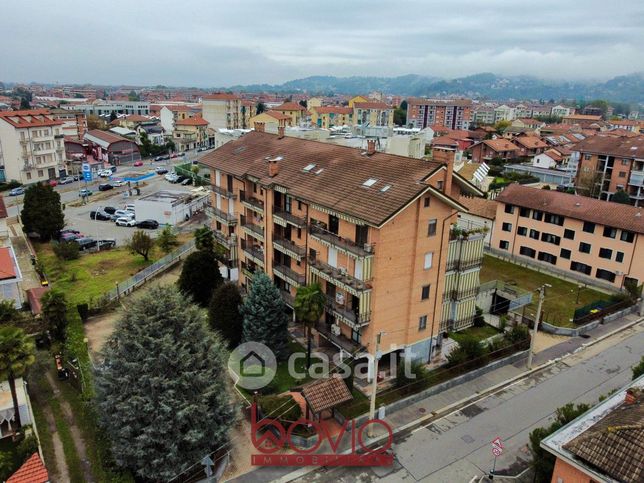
[102,239,196,302]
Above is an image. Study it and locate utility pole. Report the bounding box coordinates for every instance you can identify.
[368,331,384,438]
[527,284,550,369]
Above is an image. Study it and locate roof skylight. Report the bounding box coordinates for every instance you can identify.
[363,178,378,187]
[303,163,316,172]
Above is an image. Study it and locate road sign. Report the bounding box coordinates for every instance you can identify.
[491,437,504,450]
[82,163,92,182]
[492,447,502,457]
[201,455,214,477]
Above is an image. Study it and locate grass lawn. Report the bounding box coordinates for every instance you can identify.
[480,255,610,327]
[450,324,500,344]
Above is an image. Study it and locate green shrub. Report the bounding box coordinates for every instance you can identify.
[16,434,38,462]
[52,240,80,260]
[395,359,429,388]
[259,394,302,422]
[505,323,530,345]
[473,307,485,327]
[447,335,488,370]
[632,356,644,380]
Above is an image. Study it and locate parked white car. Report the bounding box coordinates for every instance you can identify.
[112,180,126,187]
[112,209,134,220]
[124,204,135,212]
[115,217,136,227]
[98,169,112,177]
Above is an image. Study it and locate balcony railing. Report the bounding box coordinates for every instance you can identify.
[309,223,374,258]
[280,289,295,308]
[273,207,307,228]
[629,170,644,188]
[439,315,475,333]
[240,191,265,214]
[273,263,306,287]
[242,244,265,266]
[240,217,264,241]
[211,184,237,199]
[309,259,371,296]
[442,287,479,302]
[314,321,365,355]
[207,206,237,225]
[272,235,306,260]
[213,230,235,248]
[323,294,370,329]
[445,259,483,272]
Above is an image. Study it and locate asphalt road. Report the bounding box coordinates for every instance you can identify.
[297,322,644,483]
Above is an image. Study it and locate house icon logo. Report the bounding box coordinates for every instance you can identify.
[228,342,276,390]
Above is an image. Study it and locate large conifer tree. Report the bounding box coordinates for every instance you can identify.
[96,285,234,481]
[209,282,243,349]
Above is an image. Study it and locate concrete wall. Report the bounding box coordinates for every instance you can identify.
[540,304,637,336]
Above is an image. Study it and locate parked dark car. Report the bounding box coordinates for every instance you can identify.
[181,178,193,186]
[97,239,116,249]
[98,183,113,191]
[75,237,97,251]
[136,219,159,229]
[103,206,117,215]
[155,167,169,175]
[90,210,111,221]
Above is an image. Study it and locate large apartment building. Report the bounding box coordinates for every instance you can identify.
[0,109,65,183]
[200,126,484,364]
[202,93,244,130]
[67,100,149,117]
[492,184,644,289]
[573,134,644,206]
[406,99,472,130]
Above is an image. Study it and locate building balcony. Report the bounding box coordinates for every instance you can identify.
[240,191,265,215]
[309,223,374,258]
[280,289,295,308]
[314,321,365,355]
[242,243,265,267]
[309,259,371,297]
[445,259,483,272]
[442,287,479,302]
[439,315,475,333]
[213,229,235,247]
[273,262,306,287]
[240,216,264,242]
[207,206,237,225]
[241,262,257,280]
[323,294,370,330]
[272,235,306,260]
[272,207,307,228]
[211,184,237,199]
[629,170,644,188]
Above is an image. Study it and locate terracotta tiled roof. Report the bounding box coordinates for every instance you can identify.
[0,247,17,280]
[27,286,49,315]
[302,375,352,414]
[563,393,643,483]
[203,93,240,101]
[0,109,64,129]
[496,184,644,234]
[163,105,191,112]
[200,130,445,226]
[609,119,639,127]
[175,117,209,126]
[274,101,306,112]
[6,453,49,483]
[124,114,150,122]
[262,110,292,121]
[458,195,497,220]
[431,135,459,147]
[573,134,644,158]
[84,129,133,145]
[314,106,353,115]
[543,148,564,162]
[354,101,390,110]
[514,136,548,149]
[0,195,7,219]
[480,139,520,152]
[407,98,472,107]
[563,114,602,121]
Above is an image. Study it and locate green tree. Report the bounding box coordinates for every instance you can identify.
[0,300,19,323]
[446,335,488,370]
[633,356,644,380]
[20,183,65,241]
[194,226,215,252]
[241,272,289,360]
[52,240,80,260]
[256,102,267,115]
[0,327,35,430]
[294,283,325,368]
[19,98,30,110]
[208,282,243,348]
[400,100,408,110]
[109,111,118,122]
[127,230,154,261]
[612,189,631,204]
[41,290,67,342]
[156,225,178,254]
[127,90,140,101]
[494,120,511,134]
[394,107,407,126]
[177,250,223,306]
[96,286,234,481]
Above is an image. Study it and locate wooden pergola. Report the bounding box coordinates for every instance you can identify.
[301,374,353,421]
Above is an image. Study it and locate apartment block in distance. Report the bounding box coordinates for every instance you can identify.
[200,125,484,365]
[492,184,644,289]
[0,109,65,183]
[573,134,644,206]
[201,93,243,130]
[406,98,472,130]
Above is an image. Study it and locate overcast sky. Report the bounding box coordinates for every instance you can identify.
[3,0,643,87]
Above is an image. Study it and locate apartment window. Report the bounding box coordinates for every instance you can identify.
[583,153,591,160]
[564,229,575,240]
[541,233,561,246]
[418,315,427,331]
[215,221,222,231]
[597,247,613,260]
[517,226,527,236]
[532,210,543,221]
[297,200,302,210]
[595,269,616,283]
[26,172,32,180]
[544,213,565,226]
[603,226,617,239]
[421,285,430,300]
[504,204,514,214]
[424,196,431,208]
[519,246,536,258]
[571,261,592,275]
[621,159,629,166]
[579,242,592,254]
[499,240,509,250]
[37,170,43,177]
[619,171,626,178]
[519,207,530,218]
[424,252,433,269]
[502,222,512,232]
[427,219,437,237]
[297,227,302,239]
[529,229,540,240]
[560,248,571,259]
[583,221,595,233]
[437,180,444,191]
[615,251,624,263]
[621,230,634,243]
[538,251,557,265]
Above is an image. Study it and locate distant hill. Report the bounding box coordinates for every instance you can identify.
[222,72,644,103]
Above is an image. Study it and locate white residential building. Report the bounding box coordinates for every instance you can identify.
[202,93,244,130]
[0,109,66,183]
[66,100,149,117]
[551,105,573,117]
[494,105,516,123]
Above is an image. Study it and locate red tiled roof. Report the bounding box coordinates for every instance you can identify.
[163,105,191,112]
[0,247,17,280]
[0,195,7,218]
[314,106,353,115]
[496,184,644,234]
[459,195,497,220]
[431,135,459,147]
[563,114,602,121]
[543,148,564,162]
[6,453,49,483]
[84,129,135,145]
[124,114,150,122]
[354,101,390,110]
[0,109,64,129]
[479,139,520,152]
[573,134,644,158]
[175,117,208,126]
[274,101,306,112]
[302,375,353,414]
[514,136,548,149]
[203,93,240,101]
[407,98,472,107]
[262,110,292,121]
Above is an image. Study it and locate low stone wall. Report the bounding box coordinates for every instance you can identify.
[540,305,638,337]
[337,349,529,426]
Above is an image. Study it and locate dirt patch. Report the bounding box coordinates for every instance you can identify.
[85,310,123,356]
[31,389,69,483]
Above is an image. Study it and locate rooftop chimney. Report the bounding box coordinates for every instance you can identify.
[268,159,279,178]
[367,139,376,156]
[432,147,455,195]
[278,126,285,139]
[254,121,265,133]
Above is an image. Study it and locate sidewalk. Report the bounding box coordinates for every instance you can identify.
[229,312,642,483]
